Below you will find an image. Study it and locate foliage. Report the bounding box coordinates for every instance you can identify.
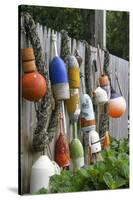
[35,137,129,194]
[20,5,129,60]
[106,11,129,60]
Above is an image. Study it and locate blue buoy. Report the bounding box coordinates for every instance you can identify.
[50,56,68,84]
[49,56,70,100]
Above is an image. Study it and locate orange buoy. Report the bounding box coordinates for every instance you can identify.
[108,88,126,118]
[102,131,110,150]
[99,74,109,86]
[21,48,35,62]
[55,112,70,168]
[22,72,47,101]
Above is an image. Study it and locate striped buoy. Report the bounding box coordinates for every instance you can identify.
[88,130,103,164]
[108,87,126,118]
[80,74,96,132]
[67,55,80,88]
[66,88,80,122]
[81,93,96,132]
[70,122,84,169]
[21,48,47,101]
[21,48,36,73]
[49,35,70,100]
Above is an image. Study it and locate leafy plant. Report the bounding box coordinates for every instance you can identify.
[35,137,129,194]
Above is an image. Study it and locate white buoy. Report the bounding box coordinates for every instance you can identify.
[30,155,60,194]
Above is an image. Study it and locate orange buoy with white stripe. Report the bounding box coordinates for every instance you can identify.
[108,88,126,118]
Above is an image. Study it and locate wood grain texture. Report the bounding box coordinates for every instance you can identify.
[20,21,129,194]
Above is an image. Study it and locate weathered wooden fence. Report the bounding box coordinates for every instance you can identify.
[20,21,129,194]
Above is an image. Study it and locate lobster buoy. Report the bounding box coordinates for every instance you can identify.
[22,72,47,101]
[102,131,110,150]
[21,48,35,62]
[67,55,80,88]
[55,112,70,168]
[70,122,84,169]
[108,88,126,118]
[21,48,36,73]
[93,86,108,105]
[88,130,103,164]
[99,74,111,99]
[81,94,96,132]
[30,155,60,193]
[66,89,80,122]
[89,130,101,153]
[49,35,70,100]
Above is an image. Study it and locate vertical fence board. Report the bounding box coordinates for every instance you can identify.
[20,20,129,194]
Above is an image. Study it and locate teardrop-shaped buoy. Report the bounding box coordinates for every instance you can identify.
[55,112,70,167]
[93,86,108,105]
[70,122,84,169]
[50,56,70,100]
[70,138,84,169]
[108,88,126,118]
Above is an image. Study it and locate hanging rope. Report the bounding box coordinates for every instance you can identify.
[60,30,71,61]
[21,12,60,152]
[115,71,123,96]
[101,48,111,136]
[103,49,111,81]
[97,44,103,75]
[84,41,93,97]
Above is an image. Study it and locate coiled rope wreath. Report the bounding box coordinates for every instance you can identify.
[21,12,61,153]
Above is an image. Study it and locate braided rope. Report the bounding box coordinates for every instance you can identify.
[60,30,71,61]
[84,41,93,97]
[22,12,60,152]
[100,49,110,136]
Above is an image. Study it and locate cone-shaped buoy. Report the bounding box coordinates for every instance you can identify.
[55,112,70,168]
[108,88,126,118]
[70,122,84,169]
